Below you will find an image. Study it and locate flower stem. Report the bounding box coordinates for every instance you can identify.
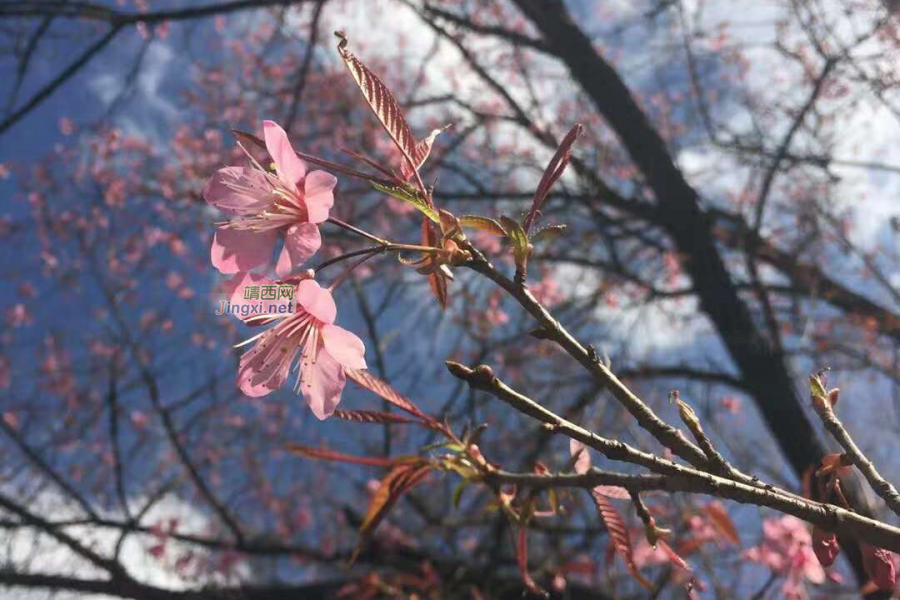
[328,249,384,291]
[313,246,383,274]
[327,217,388,245]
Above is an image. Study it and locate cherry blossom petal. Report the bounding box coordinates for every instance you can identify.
[238,332,293,397]
[275,223,321,277]
[263,120,306,187]
[211,227,277,274]
[221,272,274,305]
[295,279,336,324]
[219,272,282,321]
[321,324,366,369]
[203,167,273,214]
[301,347,346,419]
[303,170,336,223]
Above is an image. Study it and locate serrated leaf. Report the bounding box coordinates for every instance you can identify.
[591,489,653,590]
[372,182,439,222]
[400,125,450,180]
[531,224,567,244]
[458,215,508,237]
[524,124,584,232]
[336,33,421,183]
[704,501,741,546]
[593,485,631,500]
[658,539,693,573]
[333,409,419,426]
[287,444,401,467]
[345,369,433,423]
[353,462,432,561]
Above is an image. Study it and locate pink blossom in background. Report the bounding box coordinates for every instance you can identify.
[58,117,75,136]
[130,411,149,430]
[719,396,742,414]
[237,279,366,419]
[6,304,33,328]
[530,276,563,308]
[2,411,18,430]
[204,121,336,277]
[744,516,825,599]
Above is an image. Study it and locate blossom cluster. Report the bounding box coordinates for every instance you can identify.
[204,121,365,419]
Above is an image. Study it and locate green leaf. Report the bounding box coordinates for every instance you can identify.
[809,373,827,398]
[500,216,532,277]
[531,224,567,244]
[372,182,439,223]
[452,479,470,508]
[548,489,559,514]
[421,441,465,453]
[458,215,507,237]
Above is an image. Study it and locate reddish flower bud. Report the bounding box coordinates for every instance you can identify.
[812,528,839,567]
[862,544,897,591]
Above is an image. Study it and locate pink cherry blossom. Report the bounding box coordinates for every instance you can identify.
[219,271,287,323]
[236,278,366,420]
[204,120,336,277]
[744,516,825,600]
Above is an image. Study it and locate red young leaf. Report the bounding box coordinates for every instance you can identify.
[862,544,897,591]
[658,539,693,573]
[353,462,433,560]
[524,124,584,232]
[703,501,741,546]
[400,126,450,180]
[336,33,421,184]
[287,444,400,467]
[516,527,547,597]
[421,218,448,309]
[333,409,419,426]
[592,485,631,500]
[345,369,432,422]
[656,540,699,598]
[591,489,653,589]
[812,528,840,567]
